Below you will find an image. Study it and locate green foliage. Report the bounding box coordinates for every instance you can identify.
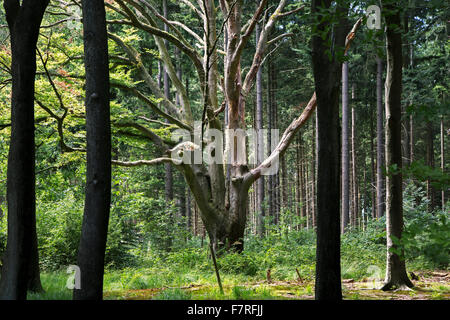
[218,252,259,276]
[401,182,450,268]
[153,288,192,300]
[27,273,73,300]
[36,191,83,270]
[404,161,450,191]
[341,219,386,280]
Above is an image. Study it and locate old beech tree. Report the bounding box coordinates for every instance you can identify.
[107,0,362,253]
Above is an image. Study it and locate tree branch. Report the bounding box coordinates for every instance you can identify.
[112,157,182,167]
[244,15,364,190]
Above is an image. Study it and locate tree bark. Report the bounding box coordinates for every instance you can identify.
[441,117,445,209]
[295,136,301,229]
[255,21,265,236]
[163,0,174,204]
[299,135,306,228]
[370,105,376,219]
[73,0,111,300]
[341,61,350,232]
[267,55,275,222]
[426,121,435,211]
[351,106,359,227]
[311,0,347,300]
[0,0,48,300]
[311,117,316,227]
[381,0,413,291]
[376,55,385,219]
[409,115,414,164]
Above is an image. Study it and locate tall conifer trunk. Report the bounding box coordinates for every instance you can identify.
[0,0,49,300]
[381,0,413,291]
[74,0,111,300]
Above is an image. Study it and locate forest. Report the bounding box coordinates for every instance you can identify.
[0,0,448,302]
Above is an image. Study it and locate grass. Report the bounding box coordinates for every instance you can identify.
[28,273,73,300]
[23,226,449,300]
[27,267,449,300]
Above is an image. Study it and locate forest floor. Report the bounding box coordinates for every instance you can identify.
[100,270,449,300]
[26,269,450,300]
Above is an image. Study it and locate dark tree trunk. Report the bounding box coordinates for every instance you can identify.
[311,0,347,300]
[381,0,413,291]
[341,60,350,232]
[73,0,111,300]
[376,56,385,219]
[0,0,48,300]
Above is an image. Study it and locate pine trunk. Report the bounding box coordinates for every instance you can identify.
[311,0,347,300]
[74,0,111,300]
[0,0,48,300]
[376,56,386,219]
[341,61,350,232]
[381,0,413,291]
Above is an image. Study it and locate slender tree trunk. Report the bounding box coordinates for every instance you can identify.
[381,0,413,291]
[299,135,306,228]
[162,0,173,204]
[311,118,316,227]
[305,161,310,229]
[267,56,274,222]
[426,121,435,211]
[370,106,376,219]
[0,0,48,300]
[186,188,192,235]
[341,61,350,233]
[376,56,385,219]
[271,60,280,224]
[409,115,414,164]
[311,0,347,300]
[165,164,174,201]
[351,106,359,228]
[74,0,111,300]
[441,116,445,209]
[255,21,265,236]
[295,137,300,229]
[314,111,318,230]
[175,47,185,221]
[281,155,288,210]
